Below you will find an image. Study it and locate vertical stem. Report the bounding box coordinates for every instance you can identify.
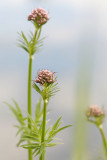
[28,55,33,160]
[42,99,47,142]
[99,125,107,159]
[27,27,40,160]
[40,99,48,160]
[27,28,39,160]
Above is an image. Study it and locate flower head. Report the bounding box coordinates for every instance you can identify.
[86,105,104,118]
[28,7,49,26]
[35,70,56,86]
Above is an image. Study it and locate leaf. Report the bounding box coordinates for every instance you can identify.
[17,139,25,147]
[17,32,29,50]
[49,116,62,136]
[12,99,21,113]
[34,149,40,157]
[45,126,51,136]
[5,102,22,124]
[26,113,38,132]
[17,27,45,55]
[21,31,28,44]
[30,131,39,138]
[21,143,39,149]
[29,31,34,40]
[33,148,40,156]
[39,143,46,159]
[5,100,25,126]
[17,39,27,46]
[51,125,72,137]
[16,127,24,136]
[33,83,42,95]
[12,99,25,124]
[46,142,63,147]
[35,98,42,123]
[46,137,54,143]
[46,83,59,99]
[38,121,43,136]
[21,134,39,142]
[17,44,29,53]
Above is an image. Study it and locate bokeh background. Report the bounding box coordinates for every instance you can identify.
[0,0,107,160]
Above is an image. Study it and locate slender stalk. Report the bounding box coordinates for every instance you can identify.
[40,99,48,160]
[28,55,33,160]
[33,28,38,41]
[27,28,39,160]
[99,125,107,159]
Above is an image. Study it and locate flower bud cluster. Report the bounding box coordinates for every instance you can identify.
[35,70,55,85]
[28,7,49,25]
[86,105,104,117]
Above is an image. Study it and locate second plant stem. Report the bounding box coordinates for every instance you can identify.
[99,125,107,159]
[28,55,33,160]
[40,99,48,160]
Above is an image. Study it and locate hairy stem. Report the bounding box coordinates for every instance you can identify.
[99,125,107,159]
[39,99,48,160]
[28,55,33,160]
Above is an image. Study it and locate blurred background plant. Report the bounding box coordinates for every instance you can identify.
[86,105,107,160]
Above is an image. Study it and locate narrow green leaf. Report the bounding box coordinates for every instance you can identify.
[18,44,29,53]
[45,126,51,135]
[46,143,63,147]
[13,125,20,128]
[52,116,62,130]
[21,143,39,149]
[16,127,24,136]
[17,139,25,147]
[21,137,38,142]
[30,131,39,138]
[12,99,21,113]
[40,143,46,158]
[17,39,27,46]
[34,149,40,157]
[26,113,38,131]
[49,116,62,136]
[33,83,42,95]
[21,31,28,44]
[21,135,39,142]
[29,31,34,40]
[51,125,72,137]
[35,98,42,122]
[46,137,54,143]
[33,147,40,156]
[5,102,21,124]
[12,99,25,124]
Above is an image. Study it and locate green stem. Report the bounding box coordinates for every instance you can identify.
[28,55,33,160]
[27,27,39,160]
[33,27,40,43]
[39,99,48,160]
[99,125,107,159]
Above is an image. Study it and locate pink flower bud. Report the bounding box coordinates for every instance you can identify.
[86,105,104,117]
[28,7,49,25]
[35,70,55,85]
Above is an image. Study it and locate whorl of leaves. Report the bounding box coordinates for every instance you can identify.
[21,114,71,158]
[17,28,44,56]
[6,98,71,158]
[33,82,59,101]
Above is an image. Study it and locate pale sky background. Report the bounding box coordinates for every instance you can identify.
[0,0,107,160]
